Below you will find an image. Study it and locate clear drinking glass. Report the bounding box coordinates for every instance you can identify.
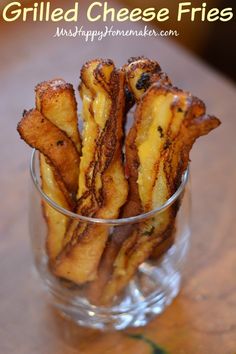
[29,150,191,330]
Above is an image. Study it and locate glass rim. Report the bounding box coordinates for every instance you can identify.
[30,149,189,225]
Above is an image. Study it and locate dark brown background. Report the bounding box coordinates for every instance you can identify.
[121,0,236,81]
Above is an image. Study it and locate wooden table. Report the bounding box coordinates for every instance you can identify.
[0,1,236,353]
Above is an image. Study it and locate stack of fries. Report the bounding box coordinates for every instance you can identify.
[17,57,220,305]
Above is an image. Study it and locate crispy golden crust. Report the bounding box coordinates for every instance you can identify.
[40,155,70,260]
[17,109,80,201]
[124,57,171,103]
[35,79,81,260]
[77,59,115,206]
[101,84,221,304]
[88,61,173,303]
[53,61,128,284]
[123,59,172,217]
[78,59,127,215]
[54,223,110,283]
[35,79,81,153]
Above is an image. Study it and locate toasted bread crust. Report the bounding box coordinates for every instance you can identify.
[40,155,70,260]
[35,78,81,207]
[35,79,81,153]
[17,109,80,201]
[101,84,220,304]
[124,57,171,103]
[53,61,128,284]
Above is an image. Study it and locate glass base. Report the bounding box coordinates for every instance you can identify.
[43,230,189,331]
[52,270,181,330]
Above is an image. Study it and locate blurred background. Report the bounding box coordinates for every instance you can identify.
[1,0,235,80]
[120,0,235,81]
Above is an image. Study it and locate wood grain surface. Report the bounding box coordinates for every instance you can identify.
[0,1,236,353]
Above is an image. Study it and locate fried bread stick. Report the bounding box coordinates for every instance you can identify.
[53,60,128,284]
[35,79,81,260]
[87,59,172,304]
[101,84,220,304]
